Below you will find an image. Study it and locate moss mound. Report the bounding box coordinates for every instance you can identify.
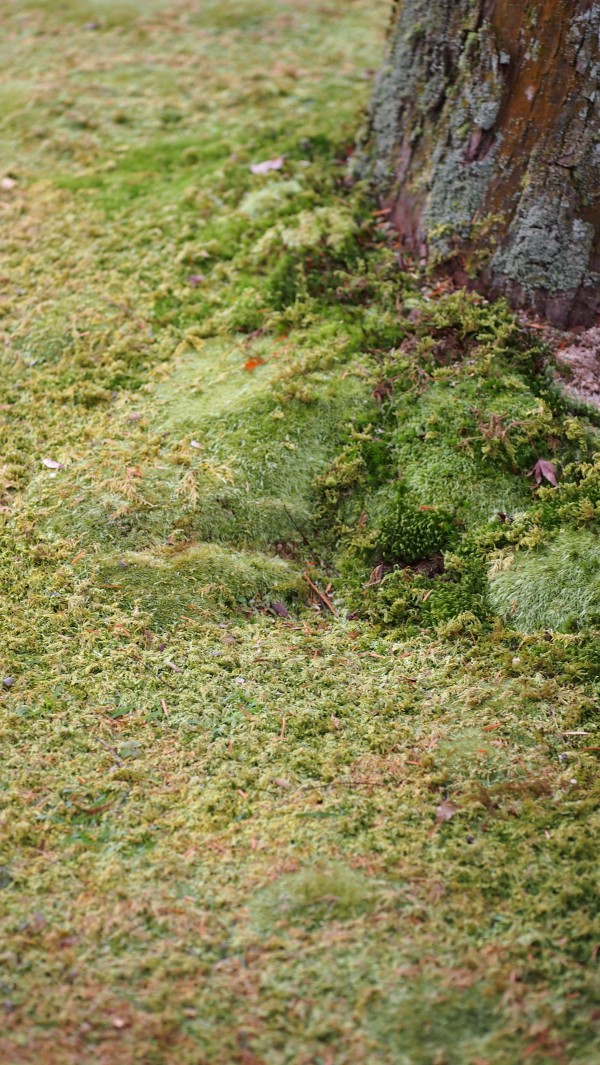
[250,862,382,930]
[99,544,301,627]
[489,528,600,632]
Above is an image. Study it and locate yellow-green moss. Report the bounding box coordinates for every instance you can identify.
[0,2,599,1063]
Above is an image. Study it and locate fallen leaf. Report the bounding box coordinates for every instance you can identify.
[436,799,458,823]
[190,439,202,449]
[529,458,558,486]
[243,356,265,372]
[112,1017,129,1030]
[42,457,62,470]
[271,601,289,618]
[250,155,284,175]
[273,777,292,788]
[364,563,385,588]
[187,273,206,286]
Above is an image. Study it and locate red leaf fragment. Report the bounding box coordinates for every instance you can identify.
[529,458,558,486]
[243,356,265,372]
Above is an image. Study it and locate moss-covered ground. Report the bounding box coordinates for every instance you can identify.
[1,2,599,1062]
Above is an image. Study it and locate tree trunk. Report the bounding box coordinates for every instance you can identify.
[359,0,600,327]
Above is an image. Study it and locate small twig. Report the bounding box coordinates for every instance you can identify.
[304,571,337,615]
[98,740,124,766]
[297,777,402,792]
[73,799,116,816]
[283,505,313,549]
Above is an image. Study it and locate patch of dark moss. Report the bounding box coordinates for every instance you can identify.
[377,486,456,564]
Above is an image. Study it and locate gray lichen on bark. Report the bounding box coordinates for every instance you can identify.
[492,198,595,294]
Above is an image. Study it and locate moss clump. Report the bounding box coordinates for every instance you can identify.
[377,487,455,563]
[372,549,488,630]
[489,528,600,632]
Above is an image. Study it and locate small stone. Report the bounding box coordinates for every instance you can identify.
[2,677,14,689]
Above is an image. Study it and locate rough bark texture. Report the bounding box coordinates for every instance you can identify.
[359,0,600,327]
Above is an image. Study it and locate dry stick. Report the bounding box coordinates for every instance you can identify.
[98,740,124,767]
[303,571,337,615]
[296,778,402,792]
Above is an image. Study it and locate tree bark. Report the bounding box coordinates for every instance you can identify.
[359,0,600,327]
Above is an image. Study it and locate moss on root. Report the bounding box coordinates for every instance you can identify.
[0,1,599,1063]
